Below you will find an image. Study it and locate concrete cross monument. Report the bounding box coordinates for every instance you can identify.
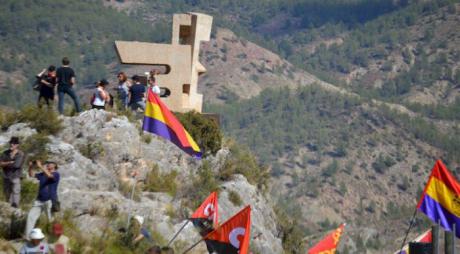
[115,12,213,113]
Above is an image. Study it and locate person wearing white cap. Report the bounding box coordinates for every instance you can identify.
[20,228,50,254]
[121,215,152,250]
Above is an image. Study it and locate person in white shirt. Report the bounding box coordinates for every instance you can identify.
[20,228,50,254]
[148,77,161,96]
[91,79,110,110]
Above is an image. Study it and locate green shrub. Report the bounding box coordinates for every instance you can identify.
[219,142,269,191]
[228,190,243,206]
[144,164,178,197]
[165,204,178,220]
[372,154,395,174]
[2,105,63,135]
[78,141,105,161]
[273,201,305,254]
[185,160,220,209]
[119,181,142,201]
[20,179,39,210]
[176,111,222,157]
[21,133,51,162]
[142,134,152,144]
[322,159,339,177]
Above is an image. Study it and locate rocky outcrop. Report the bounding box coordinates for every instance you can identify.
[0,109,283,253]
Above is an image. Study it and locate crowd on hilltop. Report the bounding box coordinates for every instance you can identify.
[0,135,174,253]
[35,57,162,114]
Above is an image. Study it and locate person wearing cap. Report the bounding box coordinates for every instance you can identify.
[25,160,60,239]
[91,79,111,110]
[128,75,146,111]
[122,215,151,250]
[19,228,50,254]
[0,136,25,208]
[49,223,70,254]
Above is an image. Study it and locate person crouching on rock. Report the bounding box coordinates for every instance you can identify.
[25,160,60,239]
[20,228,50,254]
[91,79,110,110]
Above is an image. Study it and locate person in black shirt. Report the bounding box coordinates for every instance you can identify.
[56,57,81,115]
[36,65,57,108]
[128,75,146,111]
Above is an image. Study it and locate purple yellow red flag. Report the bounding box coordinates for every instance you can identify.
[143,89,202,158]
[417,160,460,238]
[394,229,432,254]
[308,223,345,254]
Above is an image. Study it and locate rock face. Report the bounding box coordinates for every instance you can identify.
[0,109,283,253]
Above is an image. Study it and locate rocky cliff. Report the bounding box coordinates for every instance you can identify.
[0,109,283,253]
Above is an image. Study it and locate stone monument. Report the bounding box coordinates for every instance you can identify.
[115,12,213,113]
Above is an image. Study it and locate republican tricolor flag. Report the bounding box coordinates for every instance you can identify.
[143,89,202,158]
[394,229,432,254]
[417,160,460,238]
[308,223,345,254]
[204,206,251,254]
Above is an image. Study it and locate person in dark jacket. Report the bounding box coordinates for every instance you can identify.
[128,75,146,111]
[0,136,25,208]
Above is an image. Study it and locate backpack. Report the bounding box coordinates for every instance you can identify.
[32,76,42,91]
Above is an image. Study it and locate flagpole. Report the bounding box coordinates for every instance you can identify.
[398,208,418,254]
[182,238,203,254]
[167,220,190,247]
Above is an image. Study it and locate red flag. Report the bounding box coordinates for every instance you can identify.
[190,192,219,226]
[308,223,345,254]
[394,229,432,254]
[204,205,251,254]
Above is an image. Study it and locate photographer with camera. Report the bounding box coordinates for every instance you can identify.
[25,160,60,240]
[0,136,25,208]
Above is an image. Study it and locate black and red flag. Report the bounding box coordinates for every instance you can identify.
[204,205,251,254]
[190,192,219,229]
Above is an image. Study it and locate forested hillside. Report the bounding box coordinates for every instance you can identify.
[209,84,460,252]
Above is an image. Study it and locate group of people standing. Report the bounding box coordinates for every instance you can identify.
[36,58,161,113]
[116,70,161,111]
[36,57,81,114]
